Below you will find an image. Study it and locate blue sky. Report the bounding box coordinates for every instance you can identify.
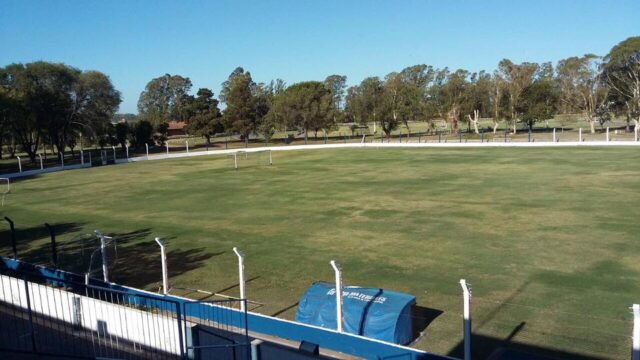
[1,0,638,113]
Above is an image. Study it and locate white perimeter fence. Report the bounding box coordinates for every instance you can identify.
[1,139,639,179]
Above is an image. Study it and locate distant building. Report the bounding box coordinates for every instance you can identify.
[167,121,187,137]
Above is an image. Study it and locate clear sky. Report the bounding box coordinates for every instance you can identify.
[1,0,638,113]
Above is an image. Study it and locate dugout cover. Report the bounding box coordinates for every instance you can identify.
[295,281,416,345]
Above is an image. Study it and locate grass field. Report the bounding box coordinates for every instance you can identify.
[1,147,639,359]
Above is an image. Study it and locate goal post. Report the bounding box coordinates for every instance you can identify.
[1,178,9,206]
[229,149,273,170]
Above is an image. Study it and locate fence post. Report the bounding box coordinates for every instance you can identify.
[269,150,273,166]
[251,339,263,360]
[579,128,582,142]
[481,130,484,143]
[636,128,639,142]
[632,304,639,360]
[460,279,472,360]
[330,260,343,332]
[155,237,169,295]
[95,230,109,282]
[606,127,610,142]
[17,156,22,173]
[4,216,17,259]
[44,223,57,267]
[234,152,238,170]
[60,152,64,168]
[112,146,116,162]
[80,150,84,165]
[233,247,246,312]
[126,145,129,159]
[553,128,556,142]
[23,277,38,354]
[186,140,189,153]
[38,153,43,170]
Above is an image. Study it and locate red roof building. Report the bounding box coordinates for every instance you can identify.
[167,121,187,137]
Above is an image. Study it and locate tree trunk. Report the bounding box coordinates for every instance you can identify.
[590,120,596,134]
[493,120,499,134]
[467,110,480,135]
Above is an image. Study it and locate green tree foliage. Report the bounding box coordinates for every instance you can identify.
[345,77,384,129]
[496,60,539,133]
[184,88,223,145]
[0,61,120,161]
[114,122,130,149]
[268,81,334,140]
[220,67,257,139]
[137,74,192,126]
[131,120,153,147]
[602,36,640,129]
[556,54,609,133]
[517,79,559,129]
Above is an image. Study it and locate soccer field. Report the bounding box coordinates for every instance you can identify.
[1,147,639,359]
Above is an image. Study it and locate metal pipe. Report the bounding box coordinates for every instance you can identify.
[233,247,246,312]
[460,279,472,360]
[155,237,169,295]
[330,260,343,332]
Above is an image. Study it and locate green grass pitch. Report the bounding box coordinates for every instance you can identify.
[1,147,639,359]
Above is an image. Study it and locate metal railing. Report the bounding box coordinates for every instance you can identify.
[0,268,185,359]
[184,299,250,360]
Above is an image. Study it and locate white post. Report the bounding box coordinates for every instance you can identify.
[330,260,343,333]
[126,145,129,159]
[80,150,84,165]
[460,279,472,360]
[269,150,272,165]
[233,247,246,312]
[38,154,43,170]
[234,152,238,170]
[60,152,64,168]
[145,143,149,159]
[579,128,582,142]
[632,304,640,360]
[553,128,556,142]
[186,140,189,153]
[88,152,92,165]
[636,128,639,142]
[95,230,109,282]
[606,127,610,142]
[112,146,116,161]
[17,156,22,173]
[166,143,169,155]
[155,237,169,295]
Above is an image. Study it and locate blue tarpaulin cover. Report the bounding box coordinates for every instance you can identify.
[295,282,416,345]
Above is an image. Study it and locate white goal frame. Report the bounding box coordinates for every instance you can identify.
[230,149,273,170]
[0,178,9,206]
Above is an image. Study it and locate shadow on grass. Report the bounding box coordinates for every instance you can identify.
[1,225,221,292]
[0,221,85,266]
[111,236,223,290]
[446,326,606,360]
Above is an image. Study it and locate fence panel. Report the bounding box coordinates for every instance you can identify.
[0,272,184,359]
[184,299,249,360]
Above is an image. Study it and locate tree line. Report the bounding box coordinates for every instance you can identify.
[1,36,638,161]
